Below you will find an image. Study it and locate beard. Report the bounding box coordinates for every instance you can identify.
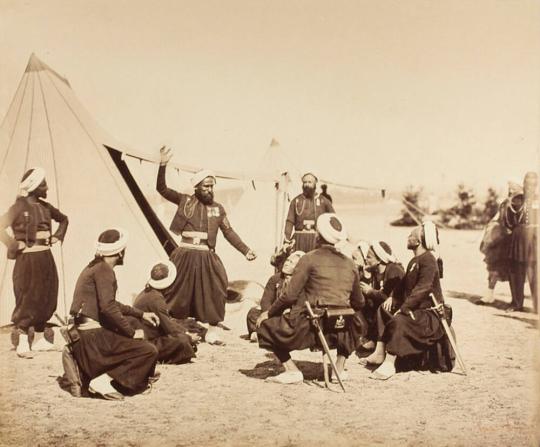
[365,263,378,273]
[195,189,214,205]
[407,240,419,250]
[33,188,47,199]
[302,185,316,198]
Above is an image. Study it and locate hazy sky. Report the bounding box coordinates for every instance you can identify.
[1,0,539,194]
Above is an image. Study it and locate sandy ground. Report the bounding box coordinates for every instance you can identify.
[1,203,539,447]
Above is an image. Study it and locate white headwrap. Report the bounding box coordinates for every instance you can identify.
[370,240,397,264]
[19,167,46,197]
[148,260,177,290]
[507,178,523,195]
[281,250,306,275]
[95,228,129,256]
[316,213,348,251]
[422,220,439,251]
[191,169,216,188]
[301,170,318,182]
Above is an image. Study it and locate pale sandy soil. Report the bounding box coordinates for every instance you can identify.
[1,203,539,447]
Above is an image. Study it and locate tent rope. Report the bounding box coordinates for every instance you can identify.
[36,71,68,319]
[0,73,32,317]
[22,73,36,174]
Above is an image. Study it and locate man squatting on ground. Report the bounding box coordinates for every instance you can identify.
[256,213,365,384]
[283,171,334,253]
[358,241,405,351]
[156,146,257,345]
[246,250,305,341]
[0,167,68,358]
[132,260,197,364]
[362,221,450,380]
[70,228,161,400]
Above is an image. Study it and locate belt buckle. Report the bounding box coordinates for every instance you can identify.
[193,237,200,245]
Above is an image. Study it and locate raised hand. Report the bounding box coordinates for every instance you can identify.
[159,145,174,165]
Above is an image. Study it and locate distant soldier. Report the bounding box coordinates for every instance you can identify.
[320,184,333,204]
[0,167,68,358]
[478,179,521,304]
[503,172,538,313]
[283,171,334,253]
[156,146,256,345]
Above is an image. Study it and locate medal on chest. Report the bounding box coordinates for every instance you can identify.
[207,206,220,218]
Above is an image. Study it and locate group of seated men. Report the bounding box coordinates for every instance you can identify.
[245,213,455,384]
[66,228,203,400]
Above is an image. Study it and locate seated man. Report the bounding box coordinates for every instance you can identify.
[256,213,365,384]
[246,251,305,341]
[70,228,160,400]
[363,221,449,380]
[133,261,197,364]
[359,241,405,350]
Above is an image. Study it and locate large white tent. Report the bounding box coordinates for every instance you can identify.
[0,55,169,325]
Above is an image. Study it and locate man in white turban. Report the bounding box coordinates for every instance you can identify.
[282,171,334,254]
[0,167,69,358]
[156,146,256,345]
[256,213,365,384]
[69,228,160,400]
[361,221,453,380]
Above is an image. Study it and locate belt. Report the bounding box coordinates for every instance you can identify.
[296,230,317,234]
[21,245,50,253]
[181,231,208,239]
[74,315,102,330]
[181,236,209,246]
[178,241,210,251]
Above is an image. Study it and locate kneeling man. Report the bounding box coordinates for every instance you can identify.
[257,213,365,384]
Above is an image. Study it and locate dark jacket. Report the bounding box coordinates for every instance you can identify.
[156,165,249,254]
[284,193,334,240]
[133,288,186,339]
[367,262,405,304]
[70,260,143,337]
[395,251,443,313]
[268,245,364,317]
[0,197,68,259]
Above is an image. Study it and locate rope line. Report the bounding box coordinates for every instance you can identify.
[37,70,69,319]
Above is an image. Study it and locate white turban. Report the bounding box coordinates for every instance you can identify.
[421,220,439,251]
[19,167,46,197]
[95,228,129,256]
[316,213,348,246]
[191,169,216,188]
[301,170,318,182]
[370,240,397,264]
[148,260,177,290]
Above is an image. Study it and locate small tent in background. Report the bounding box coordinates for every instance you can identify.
[0,55,166,326]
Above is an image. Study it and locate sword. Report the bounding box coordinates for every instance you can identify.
[431,295,467,375]
[305,301,346,392]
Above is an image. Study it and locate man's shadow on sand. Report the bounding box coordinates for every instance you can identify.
[446,290,538,330]
[239,356,326,381]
